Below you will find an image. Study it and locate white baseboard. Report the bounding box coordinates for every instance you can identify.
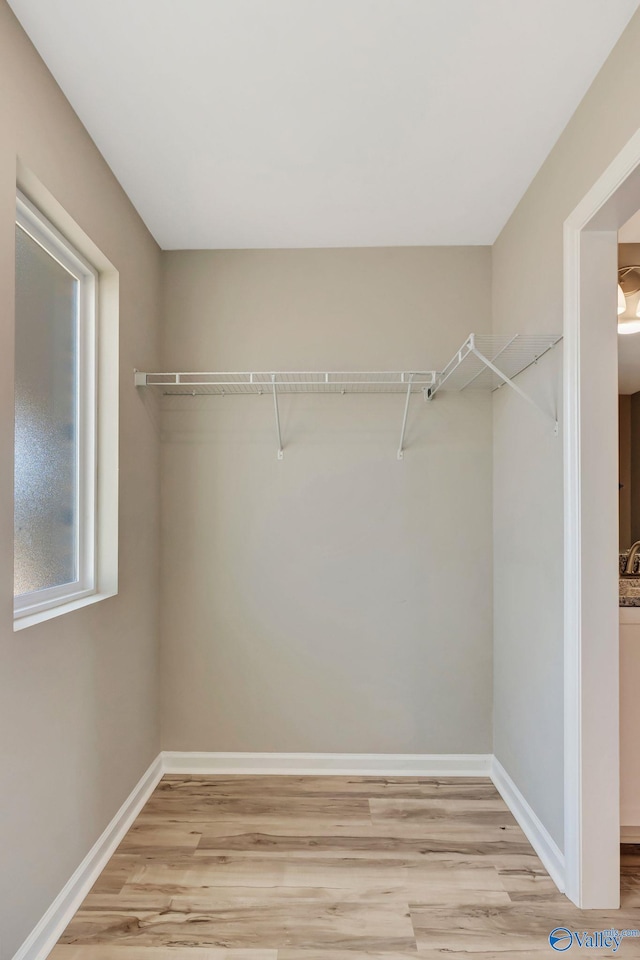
[491,756,565,893]
[161,751,493,777]
[12,754,163,960]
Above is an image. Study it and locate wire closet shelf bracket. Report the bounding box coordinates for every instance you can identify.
[426,332,562,435]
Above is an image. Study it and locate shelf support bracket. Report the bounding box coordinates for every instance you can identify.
[272,375,284,459]
[397,374,414,460]
[468,338,558,435]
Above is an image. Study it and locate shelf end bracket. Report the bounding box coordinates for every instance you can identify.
[397,374,414,460]
[272,375,284,460]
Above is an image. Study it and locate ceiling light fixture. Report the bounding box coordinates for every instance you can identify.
[617,317,640,335]
[617,265,640,334]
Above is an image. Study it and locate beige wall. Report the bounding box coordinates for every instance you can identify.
[492,7,640,850]
[0,4,161,957]
[160,248,493,753]
[630,393,640,547]
[620,395,632,550]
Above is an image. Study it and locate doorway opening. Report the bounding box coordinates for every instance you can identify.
[564,129,640,908]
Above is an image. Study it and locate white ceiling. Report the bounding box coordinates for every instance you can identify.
[8,0,640,250]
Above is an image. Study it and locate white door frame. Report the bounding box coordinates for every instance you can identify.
[564,127,640,907]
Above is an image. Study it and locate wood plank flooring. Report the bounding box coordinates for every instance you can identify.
[49,776,640,958]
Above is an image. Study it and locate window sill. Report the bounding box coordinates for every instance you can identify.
[13,587,117,631]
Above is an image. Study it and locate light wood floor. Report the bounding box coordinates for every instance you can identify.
[49,775,640,959]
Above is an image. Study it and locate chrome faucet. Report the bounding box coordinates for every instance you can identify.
[624,540,640,575]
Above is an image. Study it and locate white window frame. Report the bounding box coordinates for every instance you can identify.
[14,192,98,621]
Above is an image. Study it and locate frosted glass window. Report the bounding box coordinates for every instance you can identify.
[14,226,79,595]
[14,194,97,621]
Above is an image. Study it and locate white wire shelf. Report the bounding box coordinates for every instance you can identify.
[135,370,436,459]
[134,370,437,395]
[428,333,562,433]
[134,333,562,457]
[430,333,562,395]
